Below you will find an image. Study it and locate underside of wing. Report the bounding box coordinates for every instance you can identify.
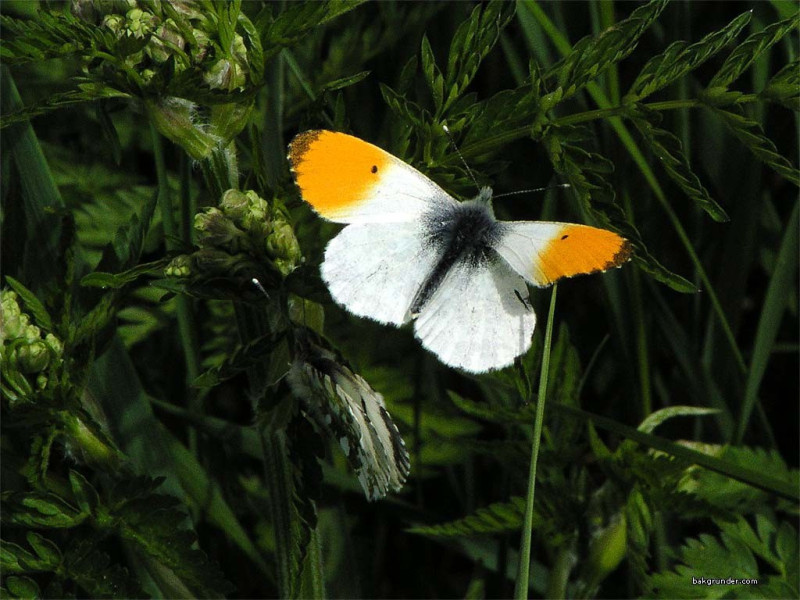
[494,222,632,287]
[289,130,456,223]
[413,256,536,373]
[321,222,441,325]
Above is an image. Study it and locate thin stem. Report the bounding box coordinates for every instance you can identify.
[515,284,558,600]
[150,122,202,454]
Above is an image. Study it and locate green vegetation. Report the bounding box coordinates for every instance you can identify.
[1,1,797,598]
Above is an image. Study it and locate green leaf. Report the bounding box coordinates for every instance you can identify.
[420,35,444,111]
[3,276,53,332]
[2,575,41,599]
[379,82,427,130]
[0,492,87,529]
[319,70,371,93]
[260,0,367,59]
[68,470,100,516]
[626,11,751,101]
[679,446,800,514]
[637,406,720,434]
[761,58,800,110]
[712,108,800,186]
[737,200,799,442]
[103,482,234,598]
[709,11,800,89]
[408,497,526,537]
[547,0,668,102]
[88,337,271,580]
[60,536,147,599]
[1,67,64,288]
[554,404,799,502]
[441,0,515,114]
[648,516,798,598]
[193,331,286,388]
[631,114,729,222]
[25,533,62,569]
[79,260,170,290]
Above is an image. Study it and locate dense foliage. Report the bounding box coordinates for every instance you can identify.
[1,1,798,598]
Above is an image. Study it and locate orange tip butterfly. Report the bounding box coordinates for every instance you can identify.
[288,130,632,373]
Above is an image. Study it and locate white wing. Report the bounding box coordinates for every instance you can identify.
[413,256,536,373]
[321,222,442,325]
[494,221,632,287]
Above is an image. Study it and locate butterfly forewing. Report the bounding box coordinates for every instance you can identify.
[288,130,457,224]
[494,221,632,287]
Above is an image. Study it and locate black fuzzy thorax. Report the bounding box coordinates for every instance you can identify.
[410,199,501,316]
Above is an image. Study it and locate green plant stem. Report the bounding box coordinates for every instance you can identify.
[150,122,202,454]
[515,284,558,600]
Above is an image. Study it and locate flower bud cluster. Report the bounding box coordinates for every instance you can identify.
[1,289,63,392]
[70,0,255,92]
[165,190,302,282]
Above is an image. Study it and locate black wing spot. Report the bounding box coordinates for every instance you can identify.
[561,234,569,240]
[371,165,378,173]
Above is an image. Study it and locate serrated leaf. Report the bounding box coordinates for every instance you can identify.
[448,391,535,424]
[0,492,87,529]
[678,446,800,514]
[1,540,39,573]
[709,11,800,89]
[462,86,541,148]
[627,11,751,101]
[762,58,800,110]
[713,108,800,186]
[379,82,426,129]
[260,0,367,59]
[441,0,515,114]
[547,0,668,102]
[0,87,130,130]
[632,116,729,222]
[420,35,444,110]
[408,497,526,537]
[25,532,62,568]
[3,275,53,332]
[648,516,799,598]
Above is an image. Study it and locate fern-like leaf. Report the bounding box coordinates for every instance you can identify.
[626,11,751,101]
[548,0,668,102]
[632,111,729,222]
[648,515,798,598]
[709,11,800,89]
[713,108,800,186]
[408,497,526,537]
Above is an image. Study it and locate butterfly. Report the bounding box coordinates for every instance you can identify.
[287,329,410,501]
[288,130,631,373]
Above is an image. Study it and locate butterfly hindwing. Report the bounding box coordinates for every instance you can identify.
[413,255,536,373]
[321,222,443,325]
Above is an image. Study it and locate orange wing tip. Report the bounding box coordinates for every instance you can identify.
[288,129,325,171]
[540,225,632,282]
[288,130,390,219]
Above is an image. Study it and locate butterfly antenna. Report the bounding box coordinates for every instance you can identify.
[493,183,571,199]
[442,124,480,192]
